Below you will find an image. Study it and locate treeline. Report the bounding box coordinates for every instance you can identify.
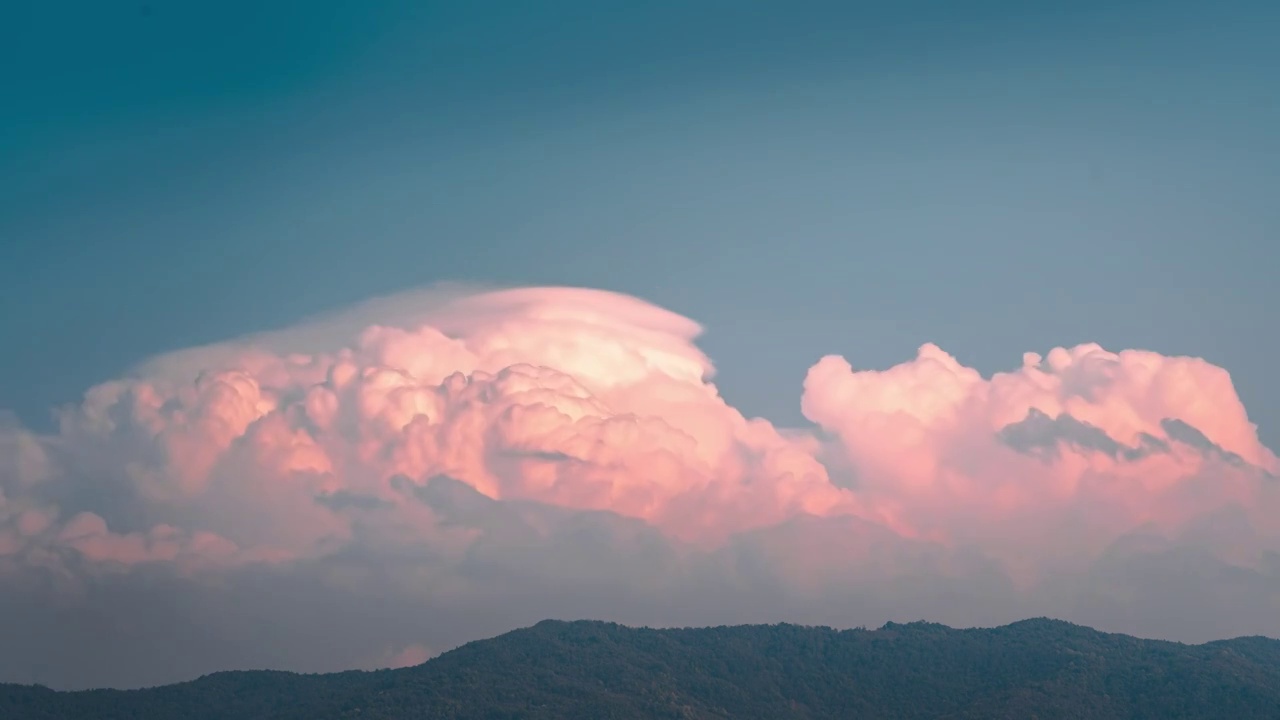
[4,617,1279,719]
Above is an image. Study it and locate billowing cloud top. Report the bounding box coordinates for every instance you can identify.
[1,286,1277,689]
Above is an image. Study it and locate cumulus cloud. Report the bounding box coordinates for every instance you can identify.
[1,286,1277,689]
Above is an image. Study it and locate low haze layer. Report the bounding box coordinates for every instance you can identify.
[1,285,1276,689]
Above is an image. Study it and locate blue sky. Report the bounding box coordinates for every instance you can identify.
[2,0,1278,446]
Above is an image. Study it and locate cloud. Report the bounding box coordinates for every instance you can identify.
[377,643,435,670]
[1,286,1277,689]
[997,407,1170,462]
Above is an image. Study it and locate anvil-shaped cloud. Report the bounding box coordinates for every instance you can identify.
[1,286,1277,689]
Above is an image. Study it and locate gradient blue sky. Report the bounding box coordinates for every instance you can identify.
[2,0,1278,447]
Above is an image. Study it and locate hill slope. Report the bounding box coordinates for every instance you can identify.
[3,618,1279,719]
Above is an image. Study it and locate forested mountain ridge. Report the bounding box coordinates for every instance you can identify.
[4,617,1279,719]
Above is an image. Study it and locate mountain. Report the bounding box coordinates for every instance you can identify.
[3,618,1279,719]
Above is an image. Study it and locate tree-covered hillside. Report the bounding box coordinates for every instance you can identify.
[3,618,1278,719]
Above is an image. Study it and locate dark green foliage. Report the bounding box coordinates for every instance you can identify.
[4,618,1279,719]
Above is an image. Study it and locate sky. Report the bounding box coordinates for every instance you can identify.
[1,0,1278,690]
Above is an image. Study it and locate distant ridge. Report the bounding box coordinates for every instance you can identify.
[4,618,1279,719]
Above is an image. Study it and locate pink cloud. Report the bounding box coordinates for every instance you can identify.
[802,342,1280,577]
[32,287,866,551]
[1,285,1277,688]
[376,643,435,670]
[10,287,1276,561]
